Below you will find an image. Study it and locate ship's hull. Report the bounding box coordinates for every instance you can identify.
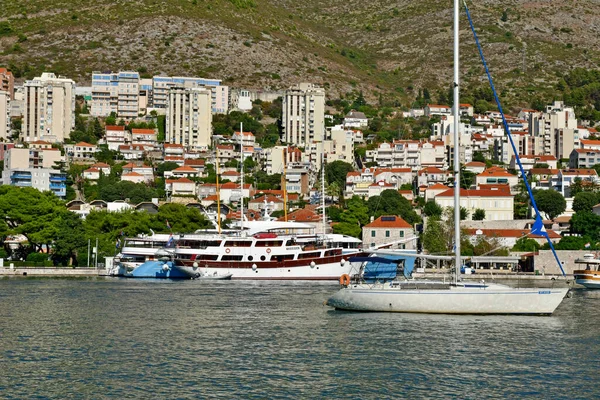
[177,254,359,280]
[326,282,568,315]
[574,270,600,289]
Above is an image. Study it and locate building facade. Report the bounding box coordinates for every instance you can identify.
[22,73,75,143]
[91,71,140,119]
[166,87,212,150]
[282,83,325,146]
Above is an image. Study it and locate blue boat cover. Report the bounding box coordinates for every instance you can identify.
[351,253,417,282]
[130,260,191,279]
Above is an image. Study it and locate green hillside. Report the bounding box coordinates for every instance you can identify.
[1,0,600,108]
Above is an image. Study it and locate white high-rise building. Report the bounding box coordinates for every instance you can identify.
[282,83,325,146]
[91,71,140,119]
[166,87,212,150]
[22,72,75,143]
[0,90,10,140]
[152,76,228,113]
[529,101,577,156]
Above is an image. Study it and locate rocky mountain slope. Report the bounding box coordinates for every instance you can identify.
[1,0,600,106]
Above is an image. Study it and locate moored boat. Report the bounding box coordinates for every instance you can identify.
[326,0,569,315]
[573,254,600,289]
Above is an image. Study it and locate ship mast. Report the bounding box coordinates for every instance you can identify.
[321,151,326,234]
[283,147,288,222]
[453,0,461,284]
[239,122,244,232]
[216,147,221,234]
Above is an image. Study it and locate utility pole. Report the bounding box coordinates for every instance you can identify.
[87,239,91,268]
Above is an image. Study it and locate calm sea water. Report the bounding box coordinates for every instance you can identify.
[1,277,598,399]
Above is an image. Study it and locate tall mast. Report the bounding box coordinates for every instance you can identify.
[321,150,326,234]
[283,147,288,222]
[453,0,461,284]
[216,147,221,234]
[239,122,244,232]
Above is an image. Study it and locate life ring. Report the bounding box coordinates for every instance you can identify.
[225,248,231,254]
[339,274,351,286]
[266,248,271,254]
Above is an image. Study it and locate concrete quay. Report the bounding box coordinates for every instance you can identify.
[0,267,105,277]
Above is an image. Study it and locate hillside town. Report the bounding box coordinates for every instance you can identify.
[1,67,600,268]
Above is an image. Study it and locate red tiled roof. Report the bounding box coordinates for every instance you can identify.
[436,188,513,197]
[250,195,283,204]
[364,215,412,229]
[477,167,514,178]
[277,208,321,222]
[75,142,95,147]
[105,125,125,131]
[131,129,156,134]
[164,143,184,148]
[465,228,560,239]
[173,166,198,172]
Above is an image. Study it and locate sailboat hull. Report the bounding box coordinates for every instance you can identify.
[326,283,568,315]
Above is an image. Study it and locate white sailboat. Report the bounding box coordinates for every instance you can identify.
[326,0,569,315]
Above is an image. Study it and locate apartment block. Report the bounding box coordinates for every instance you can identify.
[105,125,128,151]
[529,101,577,156]
[365,140,446,171]
[434,188,513,221]
[90,71,140,118]
[22,73,75,143]
[1,147,67,198]
[152,76,228,113]
[0,68,14,99]
[282,83,325,146]
[166,87,212,150]
[0,90,10,140]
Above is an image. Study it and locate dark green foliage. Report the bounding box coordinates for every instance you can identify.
[533,190,566,220]
[512,237,540,252]
[366,189,420,224]
[572,191,600,213]
[423,200,442,218]
[325,160,354,190]
[156,162,180,177]
[472,208,486,221]
[571,211,600,242]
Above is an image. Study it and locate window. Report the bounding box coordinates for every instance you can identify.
[386,231,390,238]
[400,231,404,238]
[371,231,376,237]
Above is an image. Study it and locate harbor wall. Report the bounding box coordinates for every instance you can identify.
[0,267,102,276]
[532,250,594,275]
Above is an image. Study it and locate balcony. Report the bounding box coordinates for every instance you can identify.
[49,182,65,189]
[11,173,32,180]
[49,175,67,182]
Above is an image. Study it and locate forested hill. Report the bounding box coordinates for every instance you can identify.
[1,0,600,108]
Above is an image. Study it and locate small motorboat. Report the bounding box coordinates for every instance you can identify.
[573,254,600,289]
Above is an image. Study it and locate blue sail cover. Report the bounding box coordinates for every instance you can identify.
[351,253,417,282]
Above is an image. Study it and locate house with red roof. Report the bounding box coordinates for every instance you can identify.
[165,177,196,197]
[362,215,415,250]
[165,166,200,180]
[424,104,451,117]
[249,195,285,212]
[558,169,599,197]
[475,167,519,192]
[121,171,146,184]
[510,154,558,171]
[219,182,254,204]
[105,125,128,151]
[423,183,451,202]
[131,129,157,150]
[119,144,146,160]
[417,166,453,188]
[65,142,98,161]
[464,161,486,174]
[434,188,514,221]
[232,131,256,147]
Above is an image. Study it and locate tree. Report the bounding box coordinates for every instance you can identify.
[0,186,69,255]
[325,161,354,191]
[156,161,180,178]
[573,191,600,213]
[571,211,600,242]
[51,212,87,266]
[423,200,443,218]
[472,208,486,221]
[460,170,476,189]
[512,237,541,252]
[421,217,449,255]
[533,190,566,220]
[367,189,420,224]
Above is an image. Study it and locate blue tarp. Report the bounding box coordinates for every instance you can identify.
[350,253,417,282]
[130,260,192,279]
